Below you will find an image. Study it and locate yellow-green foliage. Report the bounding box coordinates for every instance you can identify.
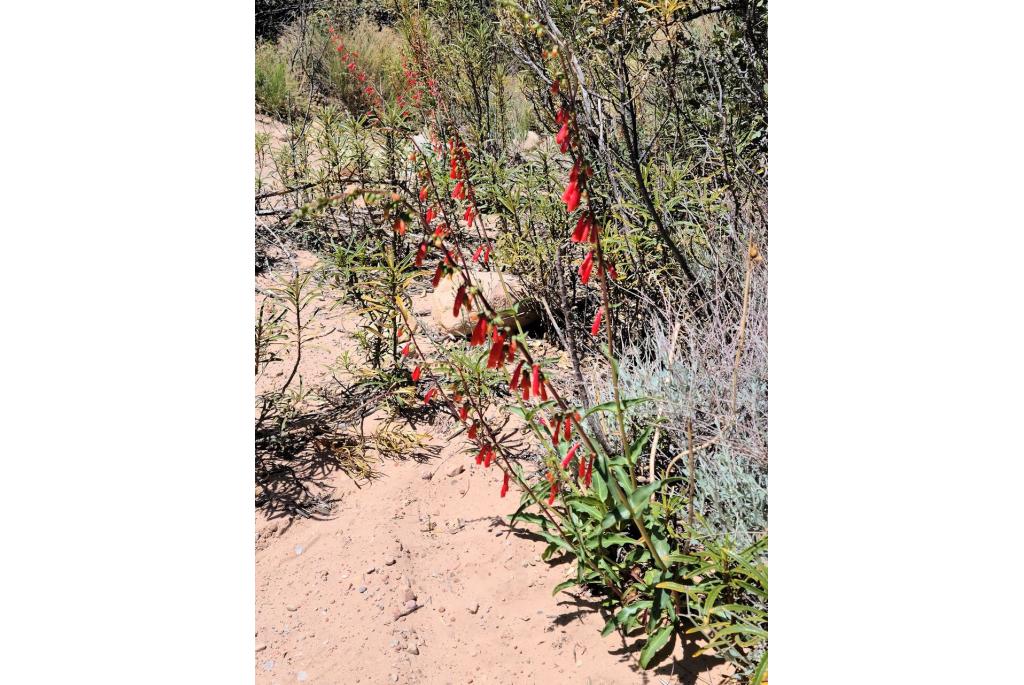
[255,42,298,117]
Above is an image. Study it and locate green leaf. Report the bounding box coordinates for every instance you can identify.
[638,623,674,669]
[593,534,642,549]
[703,585,725,617]
[628,479,662,512]
[591,463,608,501]
[552,579,576,596]
[536,530,574,555]
[600,601,652,637]
[655,581,690,593]
[582,397,652,420]
[627,426,655,464]
[566,497,604,521]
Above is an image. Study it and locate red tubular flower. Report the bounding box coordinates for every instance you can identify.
[550,80,559,95]
[486,334,506,369]
[578,450,588,478]
[475,446,486,465]
[415,242,427,267]
[450,158,460,179]
[394,218,406,235]
[531,364,541,396]
[551,418,560,446]
[500,470,510,497]
[579,251,594,285]
[521,382,530,401]
[584,457,594,486]
[564,417,572,441]
[482,244,491,264]
[606,263,618,280]
[562,180,581,212]
[484,447,493,468]
[539,378,547,401]
[431,263,444,288]
[348,62,356,73]
[555,122,570,149]
[464,205,475,225]
[468,423,478,440]
[453,285,466,318]
[472,244,484,262]
[590,307,603,336]
[423,387,437,404]
[425,207,435,224]
[453,392,462,403]
[506,339,516,363]
[459,403,469,421]
[548,478,558,505]
[561,442,580,469]
[401,342,411,357]
[556,108,567,126]
[571,214,592,243]
[470,316,489,346]
[452,180,465,200]
[509,360,524,390]
[433,223,447,238]
[412,366,422,382]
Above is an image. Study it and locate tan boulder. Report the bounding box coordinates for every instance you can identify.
[521,130,543,153]
[430,271,540,336]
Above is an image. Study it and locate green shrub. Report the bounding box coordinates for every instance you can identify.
[255,42,297,117]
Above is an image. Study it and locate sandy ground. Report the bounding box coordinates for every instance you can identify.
[255,265,733,681]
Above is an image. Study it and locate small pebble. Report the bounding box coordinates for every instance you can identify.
[294,545,304,556]
[358,586,367,593]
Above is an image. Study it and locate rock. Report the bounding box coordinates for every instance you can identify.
[390,674,399,683]
[407,644,419,655]
[521,130,542,153]
[286,605,299,612]
[429,271,540,337]
[357,586,367,593]
[403,588,417,603]
[384,558,397,566]
[437,607,446,614]
[393,600,420,620]
[447,464,465,478]
[420,470,433,480]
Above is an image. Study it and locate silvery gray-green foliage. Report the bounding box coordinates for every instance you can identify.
[615,276,768,547]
